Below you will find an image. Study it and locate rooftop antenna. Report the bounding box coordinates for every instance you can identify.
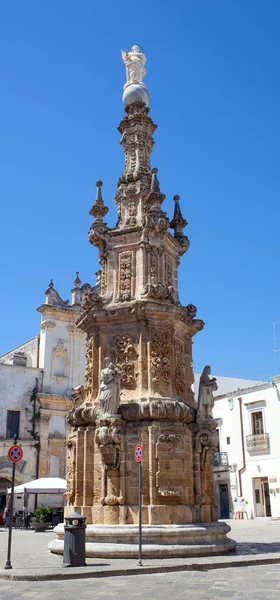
[272,321,280,375]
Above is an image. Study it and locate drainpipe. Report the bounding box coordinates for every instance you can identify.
[37,335,40,369]
[238,397,246,496]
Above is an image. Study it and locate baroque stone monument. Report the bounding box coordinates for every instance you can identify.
[49,45,235,557]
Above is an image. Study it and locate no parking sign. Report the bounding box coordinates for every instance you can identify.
[8,445,23,463]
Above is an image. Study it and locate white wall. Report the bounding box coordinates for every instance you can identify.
[0,364,43,440]
[0,364,43,506]
[213,382,280,519]
[39,312,86,396]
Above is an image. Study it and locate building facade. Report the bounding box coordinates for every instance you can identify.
[0,273,95,517]
[212,378,280,520]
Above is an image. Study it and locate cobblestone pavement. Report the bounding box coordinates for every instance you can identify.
[0,564,280,599]
[0,518,280,584]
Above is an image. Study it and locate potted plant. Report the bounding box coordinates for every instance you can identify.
[31,504,53,532]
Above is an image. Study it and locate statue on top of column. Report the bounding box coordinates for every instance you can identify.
[197,365,217,420]
[121,45,147,88]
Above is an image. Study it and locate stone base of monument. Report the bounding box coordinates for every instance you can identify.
[48,522,236,558]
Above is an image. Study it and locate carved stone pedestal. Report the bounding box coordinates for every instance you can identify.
[49,522,236,557]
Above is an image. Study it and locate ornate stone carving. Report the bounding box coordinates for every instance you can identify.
[89,181,108,222]
[149,248,158,284]
[118,251,132,302]
[88,221,108,249]
[142,209,169,235]
[141,282,174,302]
[53,340,67,351]
[112,335,138,388]
[82,289,103,310]
[197,366,217,420]
[180,304,204,334]
[174,339,185,395]
[126,200,137,226]
[68,399,195,427]
[84,338,93,397]
[41,320,56,330]
[195,428,219,471]
[101,257,107,295]
[125,184,138,195]
[165,256,173,287]
[95,418,123,449]
[157,434,182,452]
[66,440,76,504]
[95,415,124,505]
[98,357,122,416]
[150,329,171,385]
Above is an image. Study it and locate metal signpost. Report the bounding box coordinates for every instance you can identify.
[135,443,143,566]
[5,435,23,570]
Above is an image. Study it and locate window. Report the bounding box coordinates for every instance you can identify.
[6,411,20,438]
[252,411,264,435]
[226,437,230,445]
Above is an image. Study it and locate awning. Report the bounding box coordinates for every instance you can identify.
[8,477,67,494]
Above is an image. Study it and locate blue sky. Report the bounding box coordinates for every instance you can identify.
[1,1,279,380]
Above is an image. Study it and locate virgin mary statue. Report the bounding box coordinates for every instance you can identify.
[121,45,146,88]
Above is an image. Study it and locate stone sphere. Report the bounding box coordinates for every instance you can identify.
[122,83,150,107]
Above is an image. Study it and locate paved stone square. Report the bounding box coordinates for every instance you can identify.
[1,564,280,599]
[0,518,279,599]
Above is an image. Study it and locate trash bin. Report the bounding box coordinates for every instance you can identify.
[63,512,86,567]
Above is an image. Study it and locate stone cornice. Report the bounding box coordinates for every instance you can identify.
[37,303,83,319]
[75,300,203,335]
[37,393,72,409]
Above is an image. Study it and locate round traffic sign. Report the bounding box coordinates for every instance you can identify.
[8,445,23,463]
[135,444,143,463]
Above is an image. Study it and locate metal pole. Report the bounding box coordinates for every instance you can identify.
[4,434,17,570]
[138,457,143,566]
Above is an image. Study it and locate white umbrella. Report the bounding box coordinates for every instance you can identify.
[8,477,66,494]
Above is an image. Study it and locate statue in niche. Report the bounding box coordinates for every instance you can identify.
[197,365,217,419]
[99,357,122,416]
[121,45,146,88]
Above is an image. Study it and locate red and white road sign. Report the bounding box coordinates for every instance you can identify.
[135,444,143,463]
[8,445,23,463]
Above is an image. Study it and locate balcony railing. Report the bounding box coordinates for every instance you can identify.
[246,432,270,453]
[213,451,229,468]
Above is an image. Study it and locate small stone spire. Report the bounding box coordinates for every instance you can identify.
[44,279,69,306]
[146,167,166,210]
[89,181,108,222]
[46,279,54,291]
[71,271,82,306]
[44,279,54,298]
[170,195,190,257]
[170,195,187,236]
[73,271,82,288]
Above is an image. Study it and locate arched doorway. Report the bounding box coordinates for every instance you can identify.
[0,478,10,525]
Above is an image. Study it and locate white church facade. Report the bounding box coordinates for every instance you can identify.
[0,273,96,518]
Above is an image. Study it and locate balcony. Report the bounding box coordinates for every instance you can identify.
[246,432,270,454]
[213,451,229,469]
